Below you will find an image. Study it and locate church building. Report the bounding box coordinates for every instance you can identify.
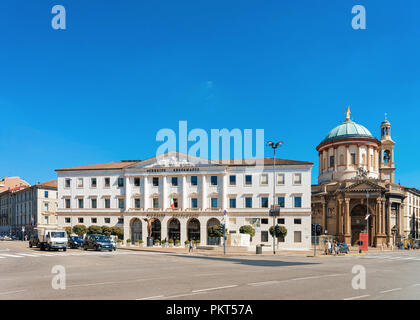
[311,107,405,246]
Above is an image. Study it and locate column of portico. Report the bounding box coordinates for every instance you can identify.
[321,198,326,232]
[222,174,228,211]
[344,198,351,244]
[333,148,337,171]
[387,200,392,242]
[337,199,342,237]
[143,177,149,211]
[124,176,131,211]
[201,175,207,210]
[162,176,168,210]
[367,147,370,170]
[381,199,386,236]
[161,215,168,242]
[182,176,187,210]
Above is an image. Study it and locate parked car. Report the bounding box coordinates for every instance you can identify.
[68,235,84,249]
[84,234,113,251]
[337,242,350,254]
[3,236,12,241]
[29,234,40,248]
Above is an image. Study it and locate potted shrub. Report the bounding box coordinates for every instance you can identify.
[117,239,122,246]
[175,239,180,247]
[139,240,144,247]
[168,239,174,247]
[154,239,160,246]
[184,240,190,247]
[135,239,140,246]
[126,238,132,246]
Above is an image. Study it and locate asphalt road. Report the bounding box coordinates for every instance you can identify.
[1,241,420,300]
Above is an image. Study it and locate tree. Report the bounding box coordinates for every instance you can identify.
[64,227,72,236]
[269,225,288,241]
[72,225,87,237]
[111,226,123,239]
[101,225,112,237]
[208,225,223,238]
[239,225,256,240]
[87,225,102,235]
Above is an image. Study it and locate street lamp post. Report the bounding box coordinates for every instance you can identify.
[266,141,283,255]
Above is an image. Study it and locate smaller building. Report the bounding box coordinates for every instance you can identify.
[401,187,420,241]
[0,180,58,238]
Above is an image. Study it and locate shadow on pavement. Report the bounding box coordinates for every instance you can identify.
[165,253,319,267]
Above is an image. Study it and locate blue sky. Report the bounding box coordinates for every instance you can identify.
[0,0,419,186]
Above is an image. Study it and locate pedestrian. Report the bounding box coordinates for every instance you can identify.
[400,241,403,250]
[407,242,411,250]
[189,238,194,253]
[328,240,332,255]
[333,241,337,256]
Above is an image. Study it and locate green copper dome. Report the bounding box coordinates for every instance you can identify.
[321,119,374,144]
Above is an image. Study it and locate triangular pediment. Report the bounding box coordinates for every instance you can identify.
[344,180,386,192]
[125,151,220,170]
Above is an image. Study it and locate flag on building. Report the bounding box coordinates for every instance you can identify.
[365,214,370,220]
[170,193,175,209]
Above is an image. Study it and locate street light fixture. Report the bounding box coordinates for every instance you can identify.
[266,141,283,255]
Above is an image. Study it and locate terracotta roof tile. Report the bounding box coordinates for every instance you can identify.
[55,161,138,171]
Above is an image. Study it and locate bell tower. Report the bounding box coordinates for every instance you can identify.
[379,113,395,183]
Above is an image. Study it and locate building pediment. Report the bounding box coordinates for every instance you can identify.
[343,180,386,193]
[125,151,220,170]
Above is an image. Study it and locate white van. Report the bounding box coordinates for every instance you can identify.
[39,229,68,251]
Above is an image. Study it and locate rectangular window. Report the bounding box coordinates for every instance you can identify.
[229,198,236,208]
[77,178,83,188]
[105,218,111,224]
[171,177,178,186]
[78,198,84,209]
[329,156,334,167]
[91,198,97,209]
[65,179,71,188]
[245,197,252,208]
[245,175,252,185]
[65,199,71,209]
[78,217,84,223]
[191,198,198,208]
[211,198,218,208]
[104,177,110,188]
[90,178,96,188]
[65,217,71,223]
[118,218,124,224]
[277,174,285,185]
[91,218,97,224]
[191,176,198,186]
[294,218,302,224]
[173,198,179,209]
[44,203,49,211]
[44,216,49,224]
[261,197,269,208]
[210,176,218,186]
[294,196,302,208]
[104,198,111,209]
[135,198,141,208]
[351,153,356,165]
[294,231,302,243]
[153,198,159,209]
[44,191,49,198]
[261,218,268,224]
[278,196,285,208]
[134,177,140,186]
[293,173,302,185]
[118,178,124,187]
[153,177,159,187]
[118,199,124,209]
[261,231,268,242]
[229,175,236,185]
[277,218,285,224]
[260,174,268,185]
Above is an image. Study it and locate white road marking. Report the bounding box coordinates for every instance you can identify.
[380,288,402,294]
[192,285,238,293]
[343,295,370,300]
[290,274,344,281]
[160,292,205,299]
[0,254,24,258]
[17,253,40,257]
[0,289,26,295]
[412,284,420,287]
[248,280,279,286]
[136,295,164,300]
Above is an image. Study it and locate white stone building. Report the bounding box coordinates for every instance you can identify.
[402,188,420,240]
[56,152,313,250]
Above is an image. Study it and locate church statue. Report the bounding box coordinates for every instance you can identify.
[143,217,156,237]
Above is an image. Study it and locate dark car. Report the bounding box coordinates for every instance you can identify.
[337,242,350,254]
[83,234,113,251]
[29,234,40,248]
[68,235,84,249]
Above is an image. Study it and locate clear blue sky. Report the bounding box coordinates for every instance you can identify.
[0,0,419,186]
